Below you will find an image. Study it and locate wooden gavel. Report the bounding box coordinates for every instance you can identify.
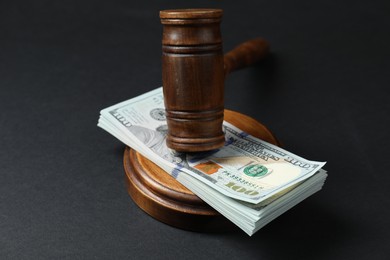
[160,9,269,152]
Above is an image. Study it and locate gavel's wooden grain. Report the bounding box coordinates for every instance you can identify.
[160,9,269,153]
[123,8,273,232]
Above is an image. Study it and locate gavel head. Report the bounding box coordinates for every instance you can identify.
[160,9,225,152]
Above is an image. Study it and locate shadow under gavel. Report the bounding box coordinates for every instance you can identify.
[161,9,269,152]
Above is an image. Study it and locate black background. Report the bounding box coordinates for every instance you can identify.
[1,0,389,259]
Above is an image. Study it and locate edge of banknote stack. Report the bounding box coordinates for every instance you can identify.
[97,87,328,236]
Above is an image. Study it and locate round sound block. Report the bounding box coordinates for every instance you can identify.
[123,109,280,232]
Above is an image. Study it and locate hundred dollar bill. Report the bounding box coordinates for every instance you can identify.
[98,87,326,204]
[99,109,327,235]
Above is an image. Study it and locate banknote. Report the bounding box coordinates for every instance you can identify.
[98,87,326,204]
[178,168,327,235]
[99,111,328,235]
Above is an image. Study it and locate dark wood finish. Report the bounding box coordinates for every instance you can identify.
[160,9,225,153]
[160,9,270,153]
[224,38,270,76]
[123,109,280,232]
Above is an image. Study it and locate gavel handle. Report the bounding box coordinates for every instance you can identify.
[224,38,270,76]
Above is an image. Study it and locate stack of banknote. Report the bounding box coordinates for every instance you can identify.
[98,88,327,236]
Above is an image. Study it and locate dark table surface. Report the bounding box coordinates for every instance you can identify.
[1,1,390,259]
